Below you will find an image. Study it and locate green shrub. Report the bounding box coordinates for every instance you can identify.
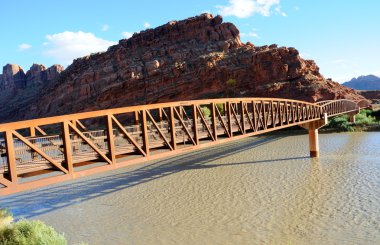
[0,209,67,245]
[216,103,225,114]
[200,106,211,118]
[327,115,354,132]
[0,219,67,245]
[0,209,13,229]
[226,78,237,87]
[355,113,376,125]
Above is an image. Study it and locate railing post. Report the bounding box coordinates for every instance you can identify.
[227,102,232,137]
[30,127,35,137]
[4,131,17,183]
[62,121,74,174]
[105,115,116,165]
[270,100,275,127]
[240,101,246,134]
[29,127,38,160]
[141,110,150,157]
[192,104,199,145]
[169,107,177,150]
[134,111,140,125]
[159,108,163,128]
[210,103,218,141]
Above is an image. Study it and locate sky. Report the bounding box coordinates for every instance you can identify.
[1,0,379,83]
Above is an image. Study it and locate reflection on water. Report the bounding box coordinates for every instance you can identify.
[1,132,379,245]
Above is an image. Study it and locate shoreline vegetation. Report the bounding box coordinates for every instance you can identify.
[0,209,87,245]
[322,108,380,132]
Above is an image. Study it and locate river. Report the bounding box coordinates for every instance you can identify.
[1,132,379,245]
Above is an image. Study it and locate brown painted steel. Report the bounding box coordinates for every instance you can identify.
[0,98,366,195]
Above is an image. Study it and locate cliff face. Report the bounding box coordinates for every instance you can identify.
[1,14,364,122]
[0,64,63,121]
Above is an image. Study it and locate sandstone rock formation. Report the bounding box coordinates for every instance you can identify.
[0,14,364,122]
[0,64,63,121]
[1,64,26,90]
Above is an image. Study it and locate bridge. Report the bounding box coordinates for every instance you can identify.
[0,98,370,195]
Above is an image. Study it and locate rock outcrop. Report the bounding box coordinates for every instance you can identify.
[0,14,364,122]
[0,63,63,121]
[1,64,26,90]
[0,63,63,91]
[359,90,380,102]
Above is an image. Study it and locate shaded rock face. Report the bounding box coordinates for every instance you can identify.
[1,64,26,90]
[359,90,380,101]
[1,14,364,122]
[0,64,64,122]
[0,63,63,90]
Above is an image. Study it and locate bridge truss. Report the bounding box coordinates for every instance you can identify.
[0,98,370,195]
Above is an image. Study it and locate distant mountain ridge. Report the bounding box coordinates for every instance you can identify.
[342,75,380,90]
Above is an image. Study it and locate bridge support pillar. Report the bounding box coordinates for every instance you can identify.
[299,113,328,158]
[308,129,319,158]
[348,113,356,123]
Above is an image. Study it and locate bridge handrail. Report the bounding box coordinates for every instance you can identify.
[0,98,321,132]
[354,99,372,109]
[0,97,368,195]
[316,99,359,117]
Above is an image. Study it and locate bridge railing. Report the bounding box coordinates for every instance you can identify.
[355,99,372,109]
[0,98,324,195]
[316,99,359,117]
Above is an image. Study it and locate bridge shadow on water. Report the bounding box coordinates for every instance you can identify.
[0,134,308,219]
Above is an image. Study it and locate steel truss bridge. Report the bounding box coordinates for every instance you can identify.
[0,98,370,195]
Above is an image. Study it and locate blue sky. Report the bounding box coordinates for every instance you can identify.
[1,0,379,82]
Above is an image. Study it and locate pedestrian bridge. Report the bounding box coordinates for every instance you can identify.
[0,98,370,195]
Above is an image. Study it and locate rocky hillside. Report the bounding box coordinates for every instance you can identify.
[0,14,364,122]
[359,90,380,102]
[342,75,380,90]
[0,64,63,121]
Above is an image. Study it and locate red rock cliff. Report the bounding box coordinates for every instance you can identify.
[1,14,364,122]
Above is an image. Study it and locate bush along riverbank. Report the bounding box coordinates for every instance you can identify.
[322,109,380,132]
[0,209,67,245]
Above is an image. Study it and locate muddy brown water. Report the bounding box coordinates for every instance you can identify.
[1,132,380,245]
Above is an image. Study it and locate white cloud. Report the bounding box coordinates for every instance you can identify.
[122,31,133,39]
[18,43,32,51]
[275,6,287,16]
[248,32,259,38]
[43,31,116,66]
[241,31,260,38]
[101,24,110,31]
[143,22,150,28]
[217,0,281,18]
